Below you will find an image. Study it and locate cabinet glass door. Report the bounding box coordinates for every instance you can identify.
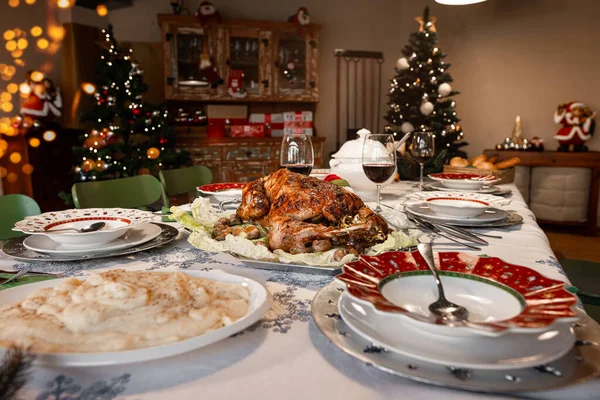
[277,32,307,95]
[229,36,260,94]
[173,30,212,88]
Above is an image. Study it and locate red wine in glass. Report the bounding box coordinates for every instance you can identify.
[412,155,433,165]
[363,163,396,183]
[281,164,313,176]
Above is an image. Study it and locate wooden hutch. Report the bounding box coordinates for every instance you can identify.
[157,15,324,182]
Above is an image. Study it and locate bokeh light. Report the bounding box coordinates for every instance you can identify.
[17,38,28,50]
[96,4,108,16]
[11,49,23,58]
[30,71,44,82]
[22,163,34,174]
[1,92,12,102]
[1,103,14,112]
[5,41,17,51]
[8,0,19,8]
[7,83,18,93]
[36,38,49,49]
[25,0,36,4]
[6,172,17,183]
[0,139,7,151]
[3,31,15,41]
[57,0,72,9]
[5,66,15,76]
[9,152,22,164]
[14,59,24,67]
[30,26,42,37]
[28,137,40,148]
[48,25,65,41]
[43,130,56,142]
[4,126,16,136]
[82,82,96,94]
[0,167,6,178]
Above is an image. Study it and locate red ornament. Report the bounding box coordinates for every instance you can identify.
[133,108,142,116]
[159,137,167,144]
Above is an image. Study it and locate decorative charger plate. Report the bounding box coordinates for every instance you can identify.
[408,191,511,207]
[13,208,154,233]
[336,250,578,336]
[429,172,500,183]
[312,281,600,394]
[0,269,271,367]
[198,183,246,197]
[2,223,179,262]
[406,203,508,225]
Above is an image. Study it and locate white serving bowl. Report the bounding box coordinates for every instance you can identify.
[426,197,489,218]
[329,129,395,198]
[13,208,154,247]
[197,182,245,202]
[429,173,499,190]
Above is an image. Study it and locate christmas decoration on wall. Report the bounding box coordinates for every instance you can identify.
[195,1,223,27]
[554,101,596,152]
[227,69,247,98]
[288,7,311,35]
[72,25,190,182]
[384,6,466,179]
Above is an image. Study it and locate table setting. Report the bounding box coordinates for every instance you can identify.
[0,131,599,400]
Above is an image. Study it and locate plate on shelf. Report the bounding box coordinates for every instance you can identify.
[338,291,575,370]
[335,250,578,337]
[406,203,508,224]
[198,183,246,202]
[423,181,500,194]
[23,223,162,255]
[0,269,270,367]
[312,282,600,394]
[2,223,179,263]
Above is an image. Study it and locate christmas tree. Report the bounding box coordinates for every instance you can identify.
[73,25,189,182]
[385,7,467,177]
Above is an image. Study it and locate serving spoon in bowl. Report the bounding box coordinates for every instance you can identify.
[417,242,469,321]
[45,221,106,234]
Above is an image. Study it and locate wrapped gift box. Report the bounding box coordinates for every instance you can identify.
[249,113,284,137]
[283,111,313,135]
[230,125,265,138]
[207,105,248,138]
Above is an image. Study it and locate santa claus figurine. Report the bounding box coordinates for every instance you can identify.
[195,1,223,27]
[227,69,247,99]
[20,75,62,122]
[288,7,311,34]
[554,101,596,151]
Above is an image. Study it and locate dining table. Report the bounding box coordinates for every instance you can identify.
[1,181,598,400]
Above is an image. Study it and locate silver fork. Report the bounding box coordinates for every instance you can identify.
[0,269,29,285]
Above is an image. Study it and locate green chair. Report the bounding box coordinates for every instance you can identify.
[159,165,212,208]
[0,194,41,240]
[72,175,163,209]
[560,259,600,324]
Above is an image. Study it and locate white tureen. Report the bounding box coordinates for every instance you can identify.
[329,128,396,198]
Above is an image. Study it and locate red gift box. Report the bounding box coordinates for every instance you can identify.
[230,125,265,138]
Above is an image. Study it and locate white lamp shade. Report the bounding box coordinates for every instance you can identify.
[435,0,487,4]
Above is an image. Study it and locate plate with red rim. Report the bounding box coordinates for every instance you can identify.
[408,190,511,206]
[425,197,490,218]
[406,203,508,224]
[335,250,578,338]
[429,173,500,190]
[197,183,246,202]
[13,208,154,247]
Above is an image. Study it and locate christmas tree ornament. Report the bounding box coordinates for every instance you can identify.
[95,159,106,171]
[147,147,160,159]
[138,167,151,175]
[195,1,223,27]
[227,69,247,98]
[438,82,452,96]
[554,101,596,152]
[420,101,434,116]
[396,57,409,70]
[82,159,94,172]
[401,121,414,133]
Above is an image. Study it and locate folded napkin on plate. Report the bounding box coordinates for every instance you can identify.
[0,273,57,291]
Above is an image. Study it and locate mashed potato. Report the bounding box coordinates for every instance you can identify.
[0,270,249,353]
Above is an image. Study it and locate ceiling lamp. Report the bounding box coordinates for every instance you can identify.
[435,0,487,4]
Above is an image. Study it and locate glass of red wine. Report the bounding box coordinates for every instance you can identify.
[410,131,435,191]
[280,133,314,175]
[362,133,396,212]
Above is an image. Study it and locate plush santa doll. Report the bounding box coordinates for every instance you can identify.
[199,42,223,88]
[554,102,596,151]
[195,1,223,27]
[20,77,62,122]
[288,7,311,34]
[227,69,247,99]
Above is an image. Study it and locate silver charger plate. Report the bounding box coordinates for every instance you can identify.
[406,206,524,228]
[312,281,600,394]
[423,181,500,194]
[1,223,179,262]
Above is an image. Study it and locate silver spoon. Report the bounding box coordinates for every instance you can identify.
[417,243,469,321]
[47,221,106,234]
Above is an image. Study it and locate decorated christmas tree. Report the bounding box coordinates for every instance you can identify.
[73,26,189,182]
[384,7,467,177]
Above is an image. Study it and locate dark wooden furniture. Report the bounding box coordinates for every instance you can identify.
[178,136,325,183]
[483,150,600,236]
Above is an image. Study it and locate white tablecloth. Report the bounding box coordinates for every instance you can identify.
[1,182,598,400]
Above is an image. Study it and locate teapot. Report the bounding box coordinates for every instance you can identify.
[329,129,396,198]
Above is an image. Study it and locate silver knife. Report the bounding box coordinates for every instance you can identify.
[407,215,482,251]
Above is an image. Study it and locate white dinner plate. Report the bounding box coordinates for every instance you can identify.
[424,181,499,194]
[406,203,508,224]
[23,223,162,255]
[0,270,271,367]
[338,292,575,370]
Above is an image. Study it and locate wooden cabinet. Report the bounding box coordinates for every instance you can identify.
[158,15,320,103]
[177,137,325,182]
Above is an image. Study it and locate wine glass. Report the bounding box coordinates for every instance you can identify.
[280,133,314,175]
[362,133,396,212]
[410,131,435,191]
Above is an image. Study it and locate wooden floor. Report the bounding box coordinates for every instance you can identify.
[542,225,600,263]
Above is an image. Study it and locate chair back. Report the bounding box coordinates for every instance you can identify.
[0,194,41,240]
[72,175,163,209]
[159,165,212,207]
